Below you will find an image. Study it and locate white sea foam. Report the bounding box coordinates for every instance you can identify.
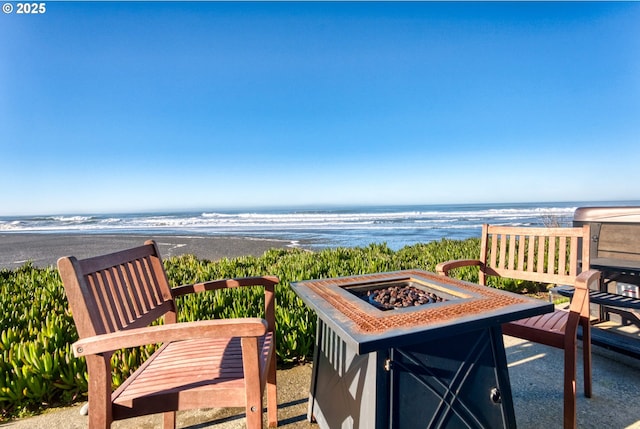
[0,202,628,249]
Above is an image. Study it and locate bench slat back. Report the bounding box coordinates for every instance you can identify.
[58,240,175,338]
[479,225,590,286]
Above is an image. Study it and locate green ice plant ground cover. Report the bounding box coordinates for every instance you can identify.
[1,238,549,420]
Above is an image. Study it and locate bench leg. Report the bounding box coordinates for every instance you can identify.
[581,319,592,398]
[267,351,277,427]
[242,337,263,429]
[563,339,577,429]
[86,356,112,429]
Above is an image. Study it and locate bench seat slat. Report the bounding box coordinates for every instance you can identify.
[113,333,273,416]
[502,311,566,349]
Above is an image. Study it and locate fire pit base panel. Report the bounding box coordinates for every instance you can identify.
[308,320,389,429]
[390,327,514,428]
[308,320,516,429]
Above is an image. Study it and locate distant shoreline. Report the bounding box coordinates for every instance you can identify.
[0,233,302,270]
[0,201,608,252]
[3,202,638,267]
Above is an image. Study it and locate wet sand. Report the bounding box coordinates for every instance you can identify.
[0,233,300,270]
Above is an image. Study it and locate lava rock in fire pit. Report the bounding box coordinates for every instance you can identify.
[360,284,447,310]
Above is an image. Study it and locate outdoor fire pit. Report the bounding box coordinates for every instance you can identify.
[291,270,553,429]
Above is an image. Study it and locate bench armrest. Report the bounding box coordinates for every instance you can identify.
[436,259,482,276]
[575,269,601,291]
[171,276,279,297]
[170,276,279,332]
[73,318,268,357]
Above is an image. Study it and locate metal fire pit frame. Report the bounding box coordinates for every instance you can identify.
[292,270,552,354]
[291,270,553,429]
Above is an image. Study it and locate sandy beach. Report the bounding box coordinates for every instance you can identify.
[0,233,299,270]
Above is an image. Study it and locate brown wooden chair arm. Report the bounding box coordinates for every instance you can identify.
[171,275,279,297]
[574,269,601,291]
[72,318,268,357]
[170,276,279,332]
[436,259,482,276]
[563,269,601,341]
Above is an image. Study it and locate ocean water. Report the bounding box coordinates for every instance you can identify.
[1,201,637,251]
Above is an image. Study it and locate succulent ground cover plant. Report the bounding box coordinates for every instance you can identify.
[1,237,558,420]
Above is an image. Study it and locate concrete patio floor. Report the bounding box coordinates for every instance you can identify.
[2,334,639,429]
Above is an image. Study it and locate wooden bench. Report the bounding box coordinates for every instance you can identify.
[58,240,278,429]
[436,224,601,429]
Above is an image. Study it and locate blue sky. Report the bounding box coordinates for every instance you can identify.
[1,2,639,216]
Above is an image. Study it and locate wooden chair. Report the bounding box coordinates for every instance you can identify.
[57,240,278,429]
[436,225,600,429]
